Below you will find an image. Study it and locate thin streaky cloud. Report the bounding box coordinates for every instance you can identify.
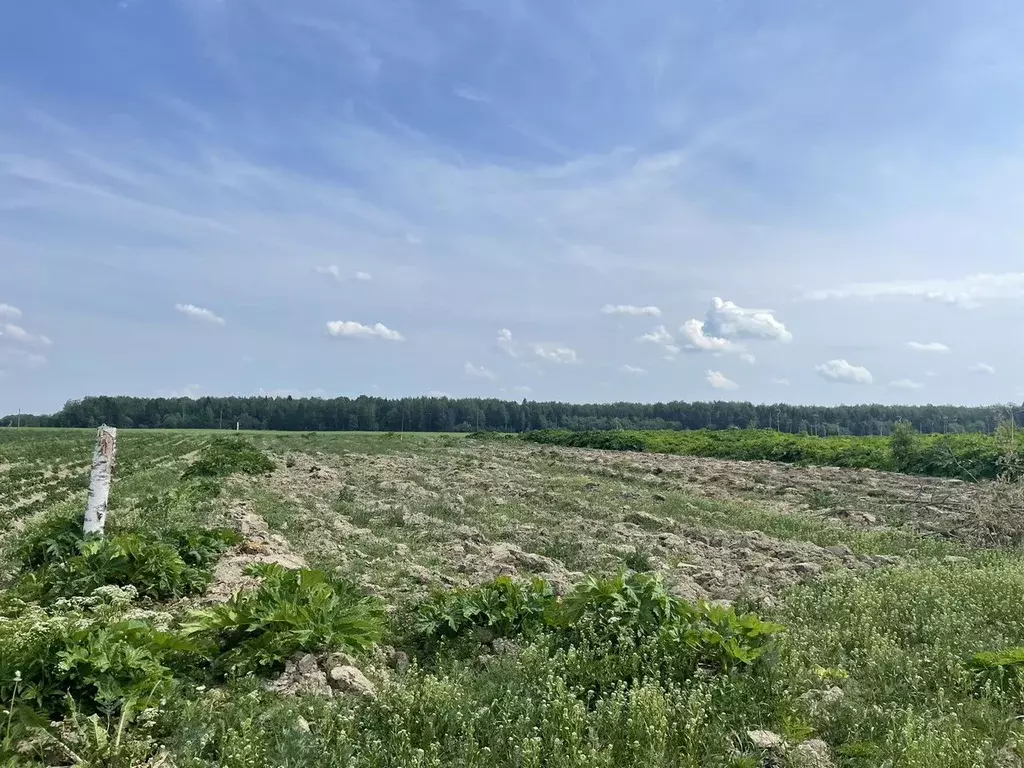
[618,364,647,375]
[601,304,662,317]
[804,273,1024,308]
[906,341,950,353]
[0,304,21,318]
[175,303,225,325]
[464,361,496,379]
[968,362,995,375]
[889,378,924,390]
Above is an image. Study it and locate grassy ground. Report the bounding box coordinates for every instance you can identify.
[2,430,1024,766]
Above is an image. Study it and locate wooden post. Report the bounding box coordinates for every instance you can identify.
[84,425,117,536]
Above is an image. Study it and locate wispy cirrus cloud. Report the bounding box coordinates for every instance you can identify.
[601,304,661,317]
[618,364,647,375]
[464,361,495,379]
[889,378,924,390]
[906,341,950,353]
[804,273,1024,309]
[175,303,225,325]
[9,0,1024,409]
[968,362,995,375]
[326,321,404,341]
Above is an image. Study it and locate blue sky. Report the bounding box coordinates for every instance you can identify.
[4,0,1024,413]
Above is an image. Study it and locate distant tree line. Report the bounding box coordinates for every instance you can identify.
[3,395,1023,435]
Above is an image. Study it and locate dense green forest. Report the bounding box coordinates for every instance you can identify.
[4,395,1022,435]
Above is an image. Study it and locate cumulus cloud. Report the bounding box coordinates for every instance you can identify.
[314,265,343,281]
[889,378,924,390]
[638,325,674,345]
[706,370,738,390]
[495,328,517,357]
[326,321,405,341]
[355,271,373,281]
[618,364,647,375]
[739,352,756,364]
[815,359,873,384]
[532,344,578,364]
[704,297,793,342]
[175,303,225,325]
[679,320,743,353]
[601,304,662,317]
[968,362,995,375]
[803,272,1024,308]
[0,323,52,347]
[0,304,21,318]
[907,341,950,353]
[464,361,496,379]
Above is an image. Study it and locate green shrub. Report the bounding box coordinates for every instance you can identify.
[969,646,1024,694]
[0,587,196,718]
[183,563,385,676]
[18,528,238,603]
[412,572,783,677]
[13,509,85,569]
[414,575,556,648]
[181,437,276,480]
[522,428,1014,481]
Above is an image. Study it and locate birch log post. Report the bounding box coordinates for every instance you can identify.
[84,425,117,535]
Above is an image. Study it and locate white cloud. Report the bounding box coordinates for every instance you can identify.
[771,377,790,386]
[706,370,738,390]
[355,271,373,281]
[906,341,950,353]
[601,304,662,317]
[739,352,756,364]
[175,303,225,325]
[532,344,578,364]
[804,272,1024,308]
[815,359,873,385]
[512,385,532,395]
[464,361,496,379]
[0,304,21,318]
[924,370,937,377]
[497,328,518,357]
[968,362,996,375]
[889,378,924,390]
[314,264,343,281]
[0,323,52,347]
[618,364,647,375]
[704,297,793,342]
[0,347,46,368]
[638,325,674,345]
[679,319,743,353]
[326,321,405,341]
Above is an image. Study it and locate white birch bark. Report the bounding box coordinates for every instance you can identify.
[84,425,117,535]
